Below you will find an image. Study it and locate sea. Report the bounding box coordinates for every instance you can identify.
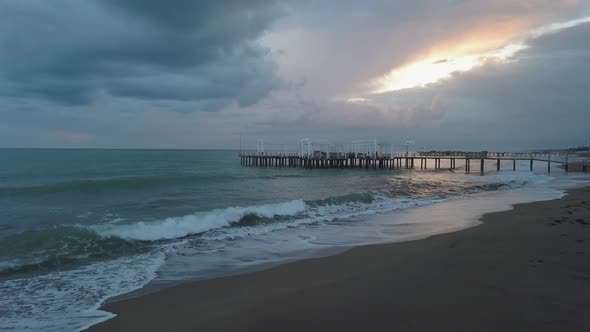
[0,148,585,331]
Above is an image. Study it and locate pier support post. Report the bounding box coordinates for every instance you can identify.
[530,159,533,171]
[513,159,516,171]
[480,159,484,174]
[497,159,500,171]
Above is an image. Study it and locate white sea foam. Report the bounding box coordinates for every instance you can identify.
[469,170,552,186]
[0,250,166,332]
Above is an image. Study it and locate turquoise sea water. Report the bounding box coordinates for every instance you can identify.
[0,149,556,331]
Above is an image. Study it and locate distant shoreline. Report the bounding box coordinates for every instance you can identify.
[88,185,590,331]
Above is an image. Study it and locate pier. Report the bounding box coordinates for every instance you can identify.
[239,139,574,173]
[239,151,569,173]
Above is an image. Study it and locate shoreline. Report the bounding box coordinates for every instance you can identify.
[97,176,565,305]
[88,185,590,331]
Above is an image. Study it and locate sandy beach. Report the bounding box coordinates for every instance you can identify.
[88,186,590,332]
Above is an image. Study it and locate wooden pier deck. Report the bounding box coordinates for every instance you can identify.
[239,151,575,173]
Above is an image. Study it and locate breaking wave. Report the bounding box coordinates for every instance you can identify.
[92,200,308,241]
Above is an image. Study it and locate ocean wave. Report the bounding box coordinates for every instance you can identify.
[0,173,308,196]
[92,200,307,241]
[307,192,377,206]
[0,175,235,195]
[0,200,308,274]
[0,174,545,274]
[0,226,148,275]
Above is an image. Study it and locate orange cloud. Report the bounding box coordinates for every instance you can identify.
[370,11,589,93]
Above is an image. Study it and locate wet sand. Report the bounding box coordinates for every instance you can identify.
[88,186,590,332]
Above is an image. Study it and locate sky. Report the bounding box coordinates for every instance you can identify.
[1,0,589,151]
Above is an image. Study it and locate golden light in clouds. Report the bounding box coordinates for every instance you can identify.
[345,97,369,103]
[371,18,532,93]
[370,15,590,94]
[371,43,527,93]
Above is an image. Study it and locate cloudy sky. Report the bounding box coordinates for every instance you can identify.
[1,0,589,150]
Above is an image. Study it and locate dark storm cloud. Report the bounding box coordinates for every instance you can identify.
[2,0,588,149]
[0,0,282,107]
[523,20,590,56]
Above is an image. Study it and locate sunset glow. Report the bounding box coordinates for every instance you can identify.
[371,43,526,93]
[371,16,590,94]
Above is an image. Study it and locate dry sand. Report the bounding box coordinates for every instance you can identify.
[88,186,590,332]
